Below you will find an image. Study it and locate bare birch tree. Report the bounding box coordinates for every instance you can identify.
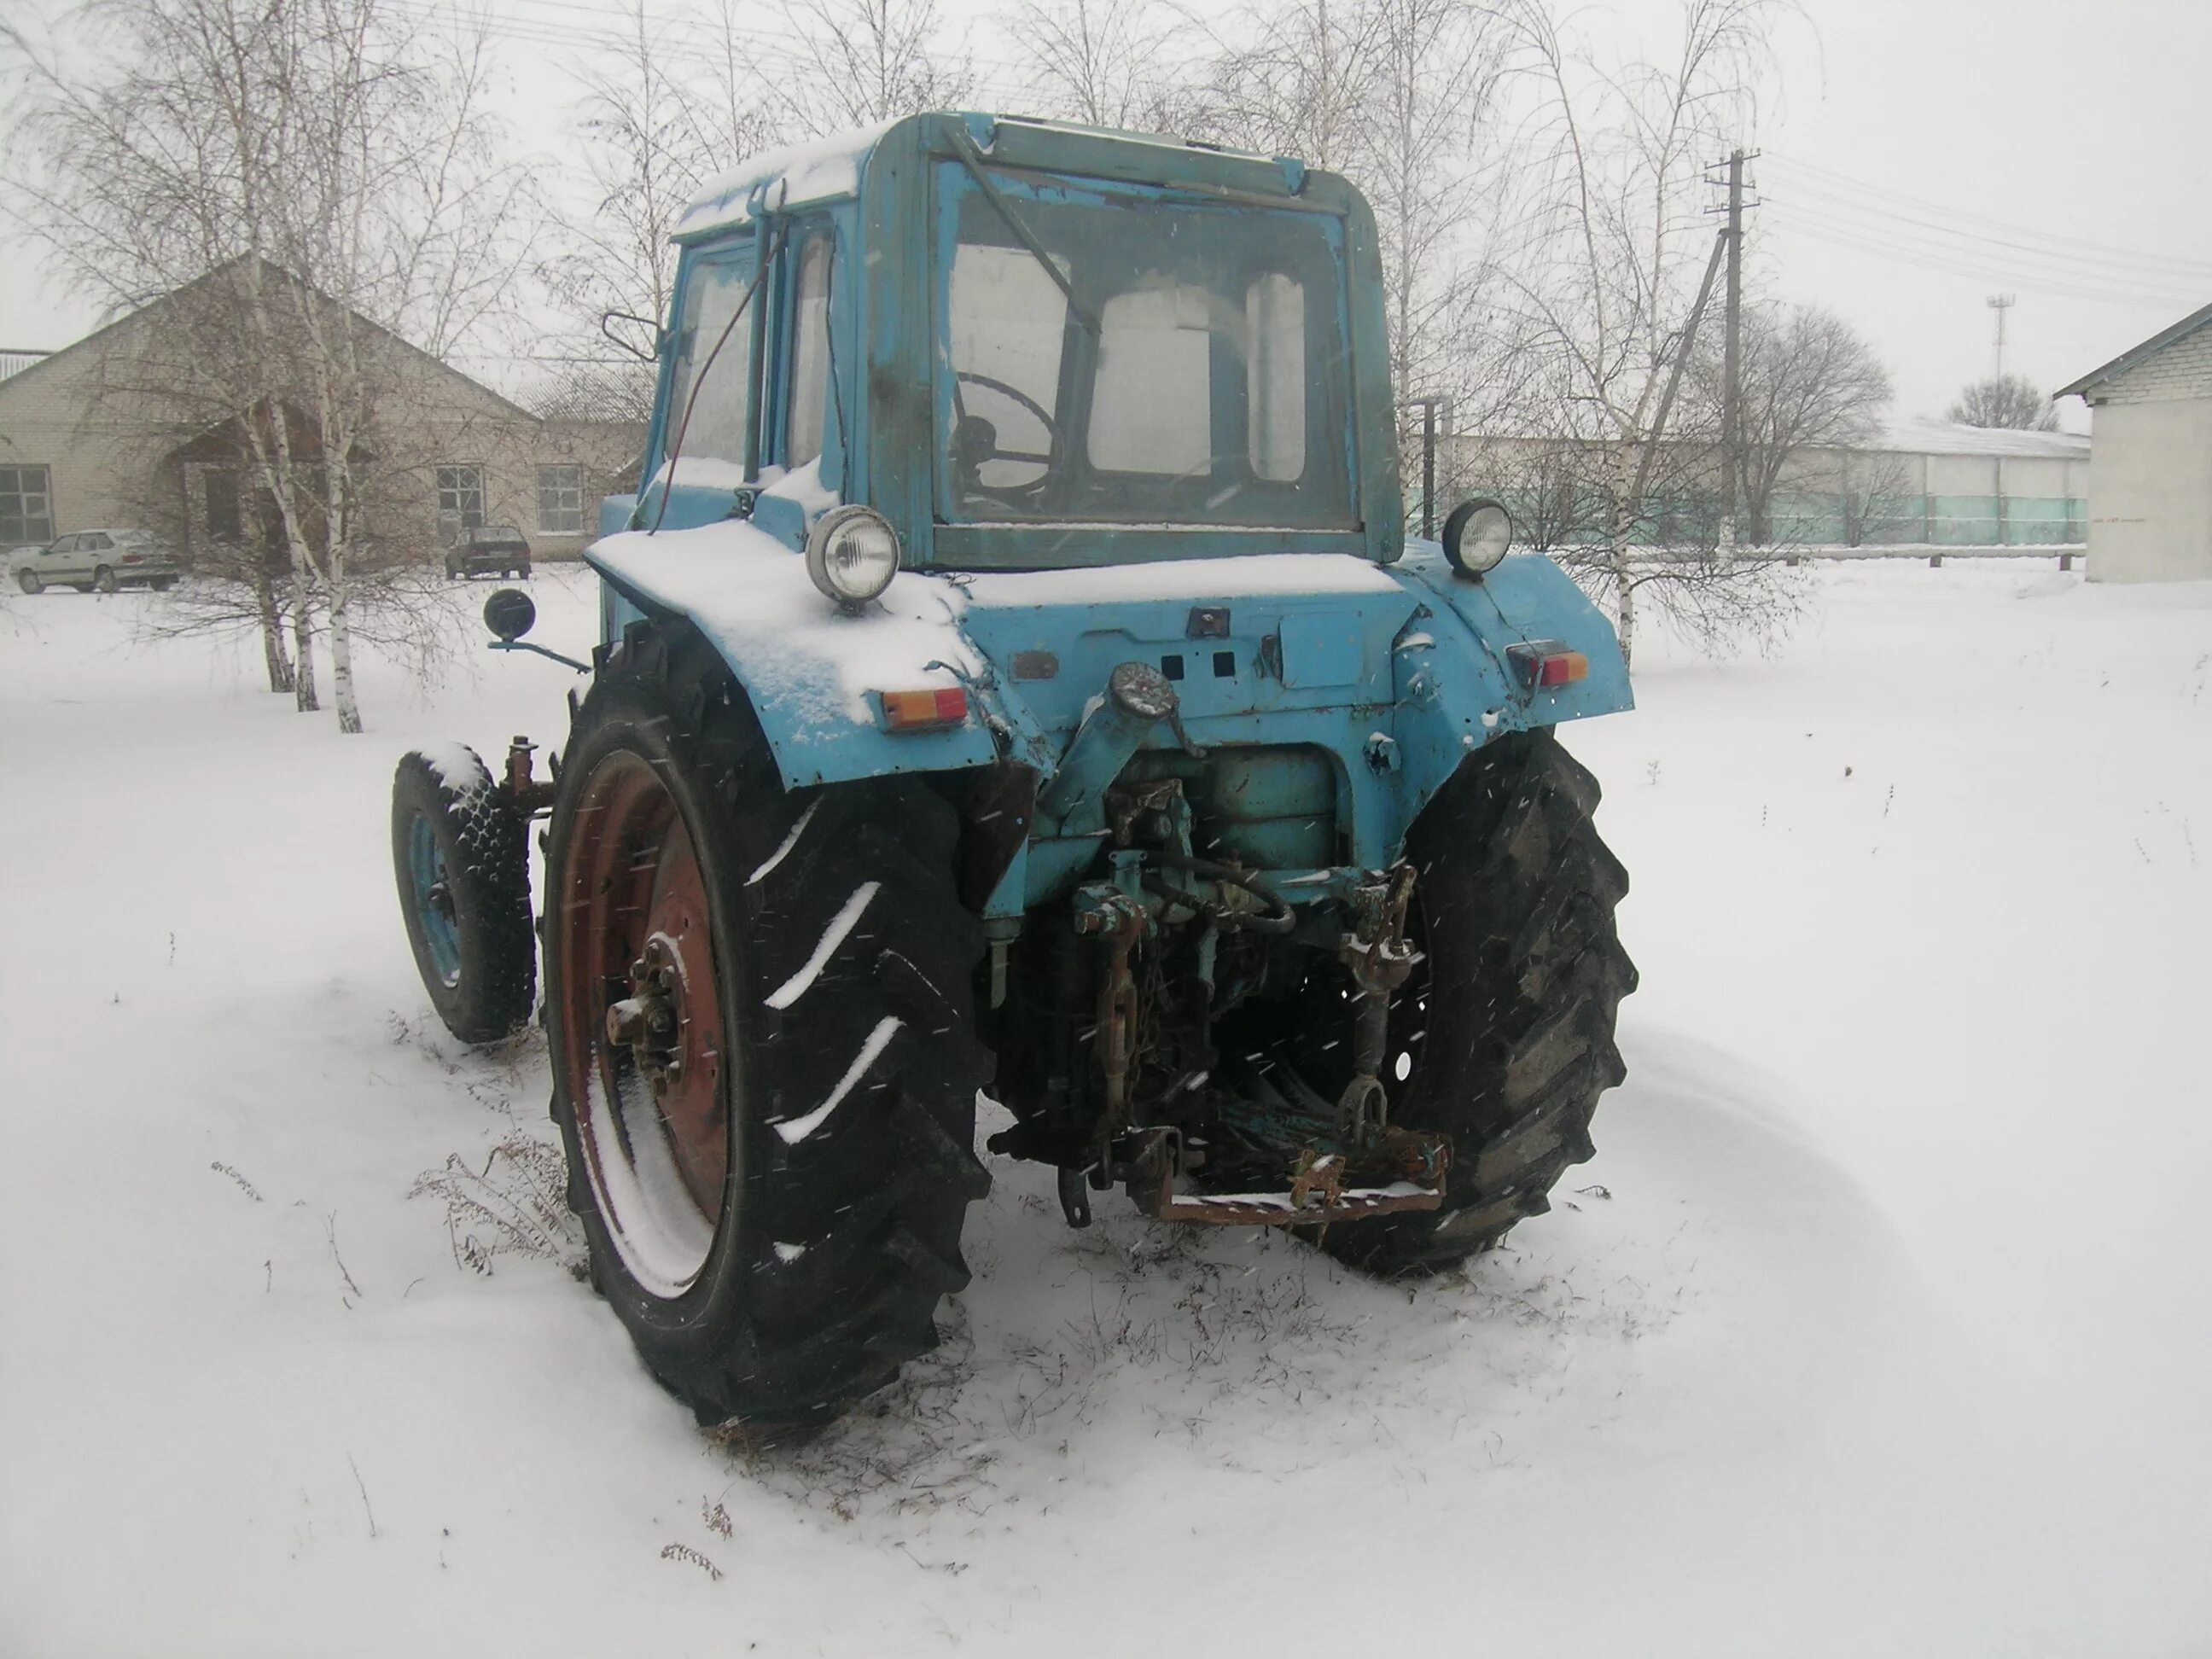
[774,0,975,131]
[3,0,531,731]
[1007,0,1208,134]
[1485,0,1794,665]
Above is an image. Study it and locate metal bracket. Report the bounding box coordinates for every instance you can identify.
[490,639,591,674]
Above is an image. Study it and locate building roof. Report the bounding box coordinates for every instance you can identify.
[0,259,538,424]
[0,349,52,383]
[2055,300,2212,400]
[1871,416,2090,460]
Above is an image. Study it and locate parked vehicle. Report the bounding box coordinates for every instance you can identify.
[445,525,531,580]
[11,528,178,594]
[391,113,1636,1429]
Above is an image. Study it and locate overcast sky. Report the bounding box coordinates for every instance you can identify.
[5,0,2207,432]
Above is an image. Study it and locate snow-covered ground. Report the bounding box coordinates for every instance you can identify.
[2,562,2207,1655]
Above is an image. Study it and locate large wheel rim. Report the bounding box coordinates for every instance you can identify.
[556,751,730,1298]
[405,814,463,987]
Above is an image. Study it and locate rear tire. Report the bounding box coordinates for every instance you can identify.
[544,621,992,1428]
[92,567,116,593]
[391,747,537,1043]
[1273,731,1636,1274]
[151,577,176,592]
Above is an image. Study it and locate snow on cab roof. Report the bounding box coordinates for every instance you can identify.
[676,119,899,240]
[673,113,1307,242]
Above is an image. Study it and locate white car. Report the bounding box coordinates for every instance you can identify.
[10,528,180,594]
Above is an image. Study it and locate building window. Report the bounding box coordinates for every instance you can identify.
[204,470,243,542]
[1,465,55,545]
[537,464,584,536]
[435,465,485,535]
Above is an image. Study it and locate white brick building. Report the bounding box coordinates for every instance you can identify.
[0,276,640,562]
[2058,301,2212,582]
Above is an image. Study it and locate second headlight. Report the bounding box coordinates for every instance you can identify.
[805,504,900,610]
[1441,498,1514,579]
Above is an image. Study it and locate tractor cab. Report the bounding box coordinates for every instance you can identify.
[614,112,1400,573]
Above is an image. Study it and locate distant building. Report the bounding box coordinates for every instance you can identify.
[0,273,641,559]
[0,348,52,385]
[1780,418,2089,549]
[2058,301,2212,582]
[1430,417,2088,552]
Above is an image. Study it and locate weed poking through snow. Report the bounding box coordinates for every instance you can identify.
[410,1137,579,1275]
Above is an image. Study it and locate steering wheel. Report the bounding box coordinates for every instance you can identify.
[953,371,1062,501]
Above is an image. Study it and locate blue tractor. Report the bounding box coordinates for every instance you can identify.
[391,112,1636,1427]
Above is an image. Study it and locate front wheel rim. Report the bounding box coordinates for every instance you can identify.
[405,814,463,987]
[556,751,730,1298]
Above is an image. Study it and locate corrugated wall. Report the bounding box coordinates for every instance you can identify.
[1426,435,2090,549]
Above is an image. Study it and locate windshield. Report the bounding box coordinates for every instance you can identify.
[935,165,1356,529]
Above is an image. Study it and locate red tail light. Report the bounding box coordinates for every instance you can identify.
[1505,640,1590,690]
[121,554,144,565]
[877,687,968,731]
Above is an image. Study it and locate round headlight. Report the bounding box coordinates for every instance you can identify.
[805,504,900,610]
[1441,498,1513,579]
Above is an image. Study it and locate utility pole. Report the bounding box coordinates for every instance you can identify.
[1987,294,2015,379]
[1714,147,1757,569]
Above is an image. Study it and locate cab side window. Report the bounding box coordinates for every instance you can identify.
[783,230,835,470]
[662,244,757,474]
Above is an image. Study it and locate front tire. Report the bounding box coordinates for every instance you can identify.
[544,622,992,1428]
[391,747,537,1043]
[17,571,40,595]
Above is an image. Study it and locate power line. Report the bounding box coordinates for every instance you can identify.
[1768,184,2212,289]
[1767,207,2207,304]
[1761,205,2205,310]
[1762,152,2212,281]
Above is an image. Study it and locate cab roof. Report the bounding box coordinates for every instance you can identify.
[673,111,1321,242]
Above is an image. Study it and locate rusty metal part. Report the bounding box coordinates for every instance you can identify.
[555,751,728,1221]
[609,934,690,1096]
[1087,898,1146,1137]
[1325,862,1422,1140]
[1109,777,1185,848]
[1336,1069,1388,1139]
[1126,1123,1450,1227]
[1337,861,1419,996]
[503,734,558,814]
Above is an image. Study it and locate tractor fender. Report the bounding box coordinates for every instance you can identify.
[585,521,1000,790]
[1380,544,1634,830]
